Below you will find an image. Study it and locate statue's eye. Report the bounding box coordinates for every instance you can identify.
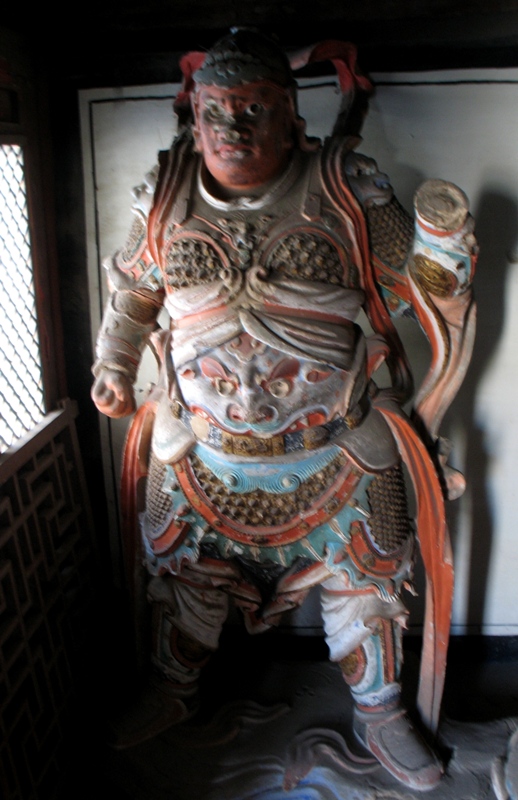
[179,368,196,380]
[205,100,224,119]
[268,378,291,398]
[305,368,333,383]
[356,161,375,177]
[245,103,263,117]
[214,377,236,397]
[346,156,376,178]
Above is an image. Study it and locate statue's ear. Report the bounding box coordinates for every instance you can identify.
[190,93,203,152]
[190,90,199,121]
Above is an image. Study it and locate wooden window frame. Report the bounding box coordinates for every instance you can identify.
[0,32,66,454]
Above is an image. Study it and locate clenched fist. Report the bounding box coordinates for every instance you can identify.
[91,369,136,418]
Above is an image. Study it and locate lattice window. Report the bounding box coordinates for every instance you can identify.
[0,401,96,800]
[0,144,45,453]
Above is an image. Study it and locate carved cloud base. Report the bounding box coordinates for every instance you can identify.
[97,656,516,799]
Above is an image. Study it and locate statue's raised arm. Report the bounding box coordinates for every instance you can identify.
[91,166,165,419]
[338,147,477,497]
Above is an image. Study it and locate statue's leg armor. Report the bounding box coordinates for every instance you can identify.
[320,588,442,791]
[148,572,229,703]
[339,617,402,712]
[107,573,229,750]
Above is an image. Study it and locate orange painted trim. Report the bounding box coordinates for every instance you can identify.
[346,519,410,579]
[416,219,464,237]
[119,399,157,661]
[262,300,356,325]
[372,256,412,305]
[380,618,397,685]
[173,305,231,327]
[150,521,190,556]
[376,397,453,735]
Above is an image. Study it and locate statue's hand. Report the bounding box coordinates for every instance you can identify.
[91,369,136,418]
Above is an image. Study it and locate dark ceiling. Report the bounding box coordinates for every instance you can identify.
[6,1,518,84]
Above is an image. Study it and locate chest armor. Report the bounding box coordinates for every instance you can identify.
[152,150,362,296]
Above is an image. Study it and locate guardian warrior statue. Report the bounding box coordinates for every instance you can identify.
[92,29,477,791]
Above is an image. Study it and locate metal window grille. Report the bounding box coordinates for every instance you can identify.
[0,144,45,453]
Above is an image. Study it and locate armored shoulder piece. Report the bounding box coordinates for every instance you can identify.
[343,151,413,272]
[366,198,414,271]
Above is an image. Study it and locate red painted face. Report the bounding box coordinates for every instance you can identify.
[193,82,295,193]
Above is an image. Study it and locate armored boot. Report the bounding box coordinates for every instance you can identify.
[340,619,443,792]
[106,614,211,749]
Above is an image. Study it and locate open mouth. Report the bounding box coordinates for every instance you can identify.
[217,144,253,159]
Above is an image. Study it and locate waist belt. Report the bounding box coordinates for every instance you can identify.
[172,393,370,458]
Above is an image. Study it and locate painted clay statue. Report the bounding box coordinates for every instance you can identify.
[91,30,477,792]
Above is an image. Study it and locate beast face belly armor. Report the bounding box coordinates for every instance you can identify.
[131,147,411,606]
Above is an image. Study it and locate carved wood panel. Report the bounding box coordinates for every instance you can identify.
[0,401,96,799]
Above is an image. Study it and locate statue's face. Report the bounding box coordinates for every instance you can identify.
[193,82,294,193]
[176,334,345,437]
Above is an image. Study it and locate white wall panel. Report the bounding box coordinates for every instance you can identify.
[81,70,518,634]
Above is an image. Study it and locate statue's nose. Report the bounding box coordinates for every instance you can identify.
[223,128,242,143]
[227,403,277,424]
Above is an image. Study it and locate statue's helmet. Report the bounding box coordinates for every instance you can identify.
[193,28,295,91]
[178,30,371,146]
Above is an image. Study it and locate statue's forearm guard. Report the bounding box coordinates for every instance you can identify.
[93,278,163,383]
[93,165,165,384]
